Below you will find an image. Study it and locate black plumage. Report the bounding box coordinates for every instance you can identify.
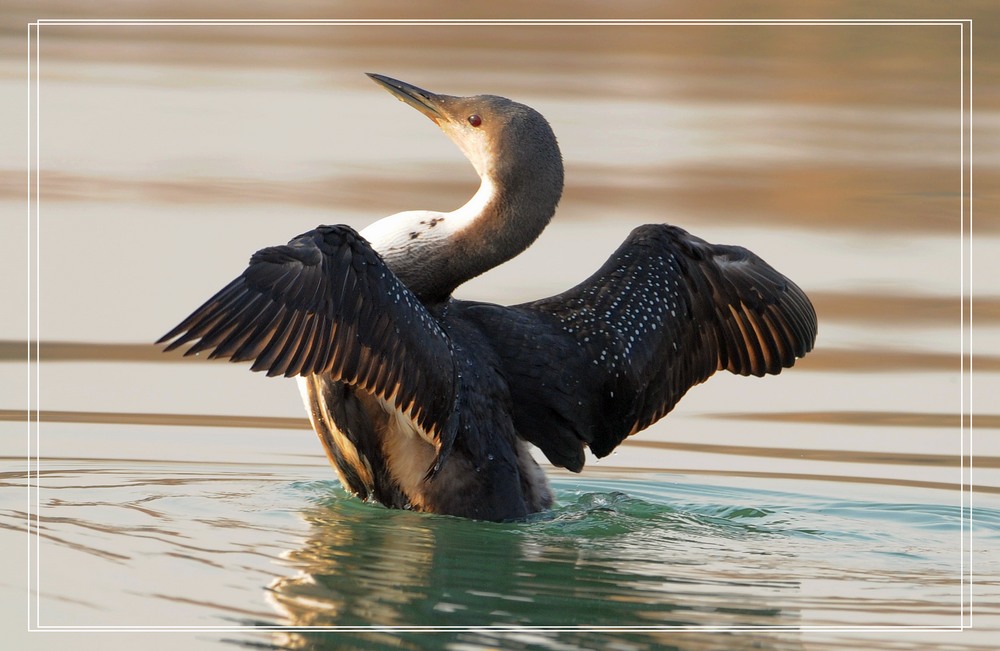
[159,74,817,521]
[160,226,460,475]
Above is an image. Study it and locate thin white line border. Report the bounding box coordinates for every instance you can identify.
[25,16,975,636]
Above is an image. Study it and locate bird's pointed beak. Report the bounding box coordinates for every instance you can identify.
[366,73,447,124]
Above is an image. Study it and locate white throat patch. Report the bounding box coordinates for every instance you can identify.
[360,176,496,255]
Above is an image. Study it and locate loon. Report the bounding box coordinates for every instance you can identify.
[159,73,817,521]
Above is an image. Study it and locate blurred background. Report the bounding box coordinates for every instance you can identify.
[1,3,997,650]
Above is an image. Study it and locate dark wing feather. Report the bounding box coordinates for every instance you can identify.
[158,225,457,457]
[511,223,817,464]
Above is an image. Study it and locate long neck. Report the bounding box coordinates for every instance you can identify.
[363,153,564,304]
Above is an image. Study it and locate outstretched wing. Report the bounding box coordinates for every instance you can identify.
[498,223,817,469]
[158,225,457,454]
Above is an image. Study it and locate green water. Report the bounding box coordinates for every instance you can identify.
[7,458,996,650]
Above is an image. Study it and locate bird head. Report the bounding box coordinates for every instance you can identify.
[366,73,559,185]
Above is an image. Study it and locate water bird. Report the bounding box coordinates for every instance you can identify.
[159,73,817,521]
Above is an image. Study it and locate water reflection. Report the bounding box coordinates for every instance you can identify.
[3,458,993,647]
[265,482,802,650]
[255,473,983,649]
[260,626,806,651]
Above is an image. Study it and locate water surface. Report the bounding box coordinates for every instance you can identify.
[3,8,998,651]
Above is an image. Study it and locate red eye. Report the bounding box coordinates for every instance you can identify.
[467,114,482,127]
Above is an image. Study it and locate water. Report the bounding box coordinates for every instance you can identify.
[3,7,999,651]
[4,461,997,650]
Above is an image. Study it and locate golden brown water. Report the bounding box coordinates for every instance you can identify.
[2,7,998,651]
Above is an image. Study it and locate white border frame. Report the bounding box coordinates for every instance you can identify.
[25,17,975,637]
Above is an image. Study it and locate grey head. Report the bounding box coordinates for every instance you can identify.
[365,74,565,302]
